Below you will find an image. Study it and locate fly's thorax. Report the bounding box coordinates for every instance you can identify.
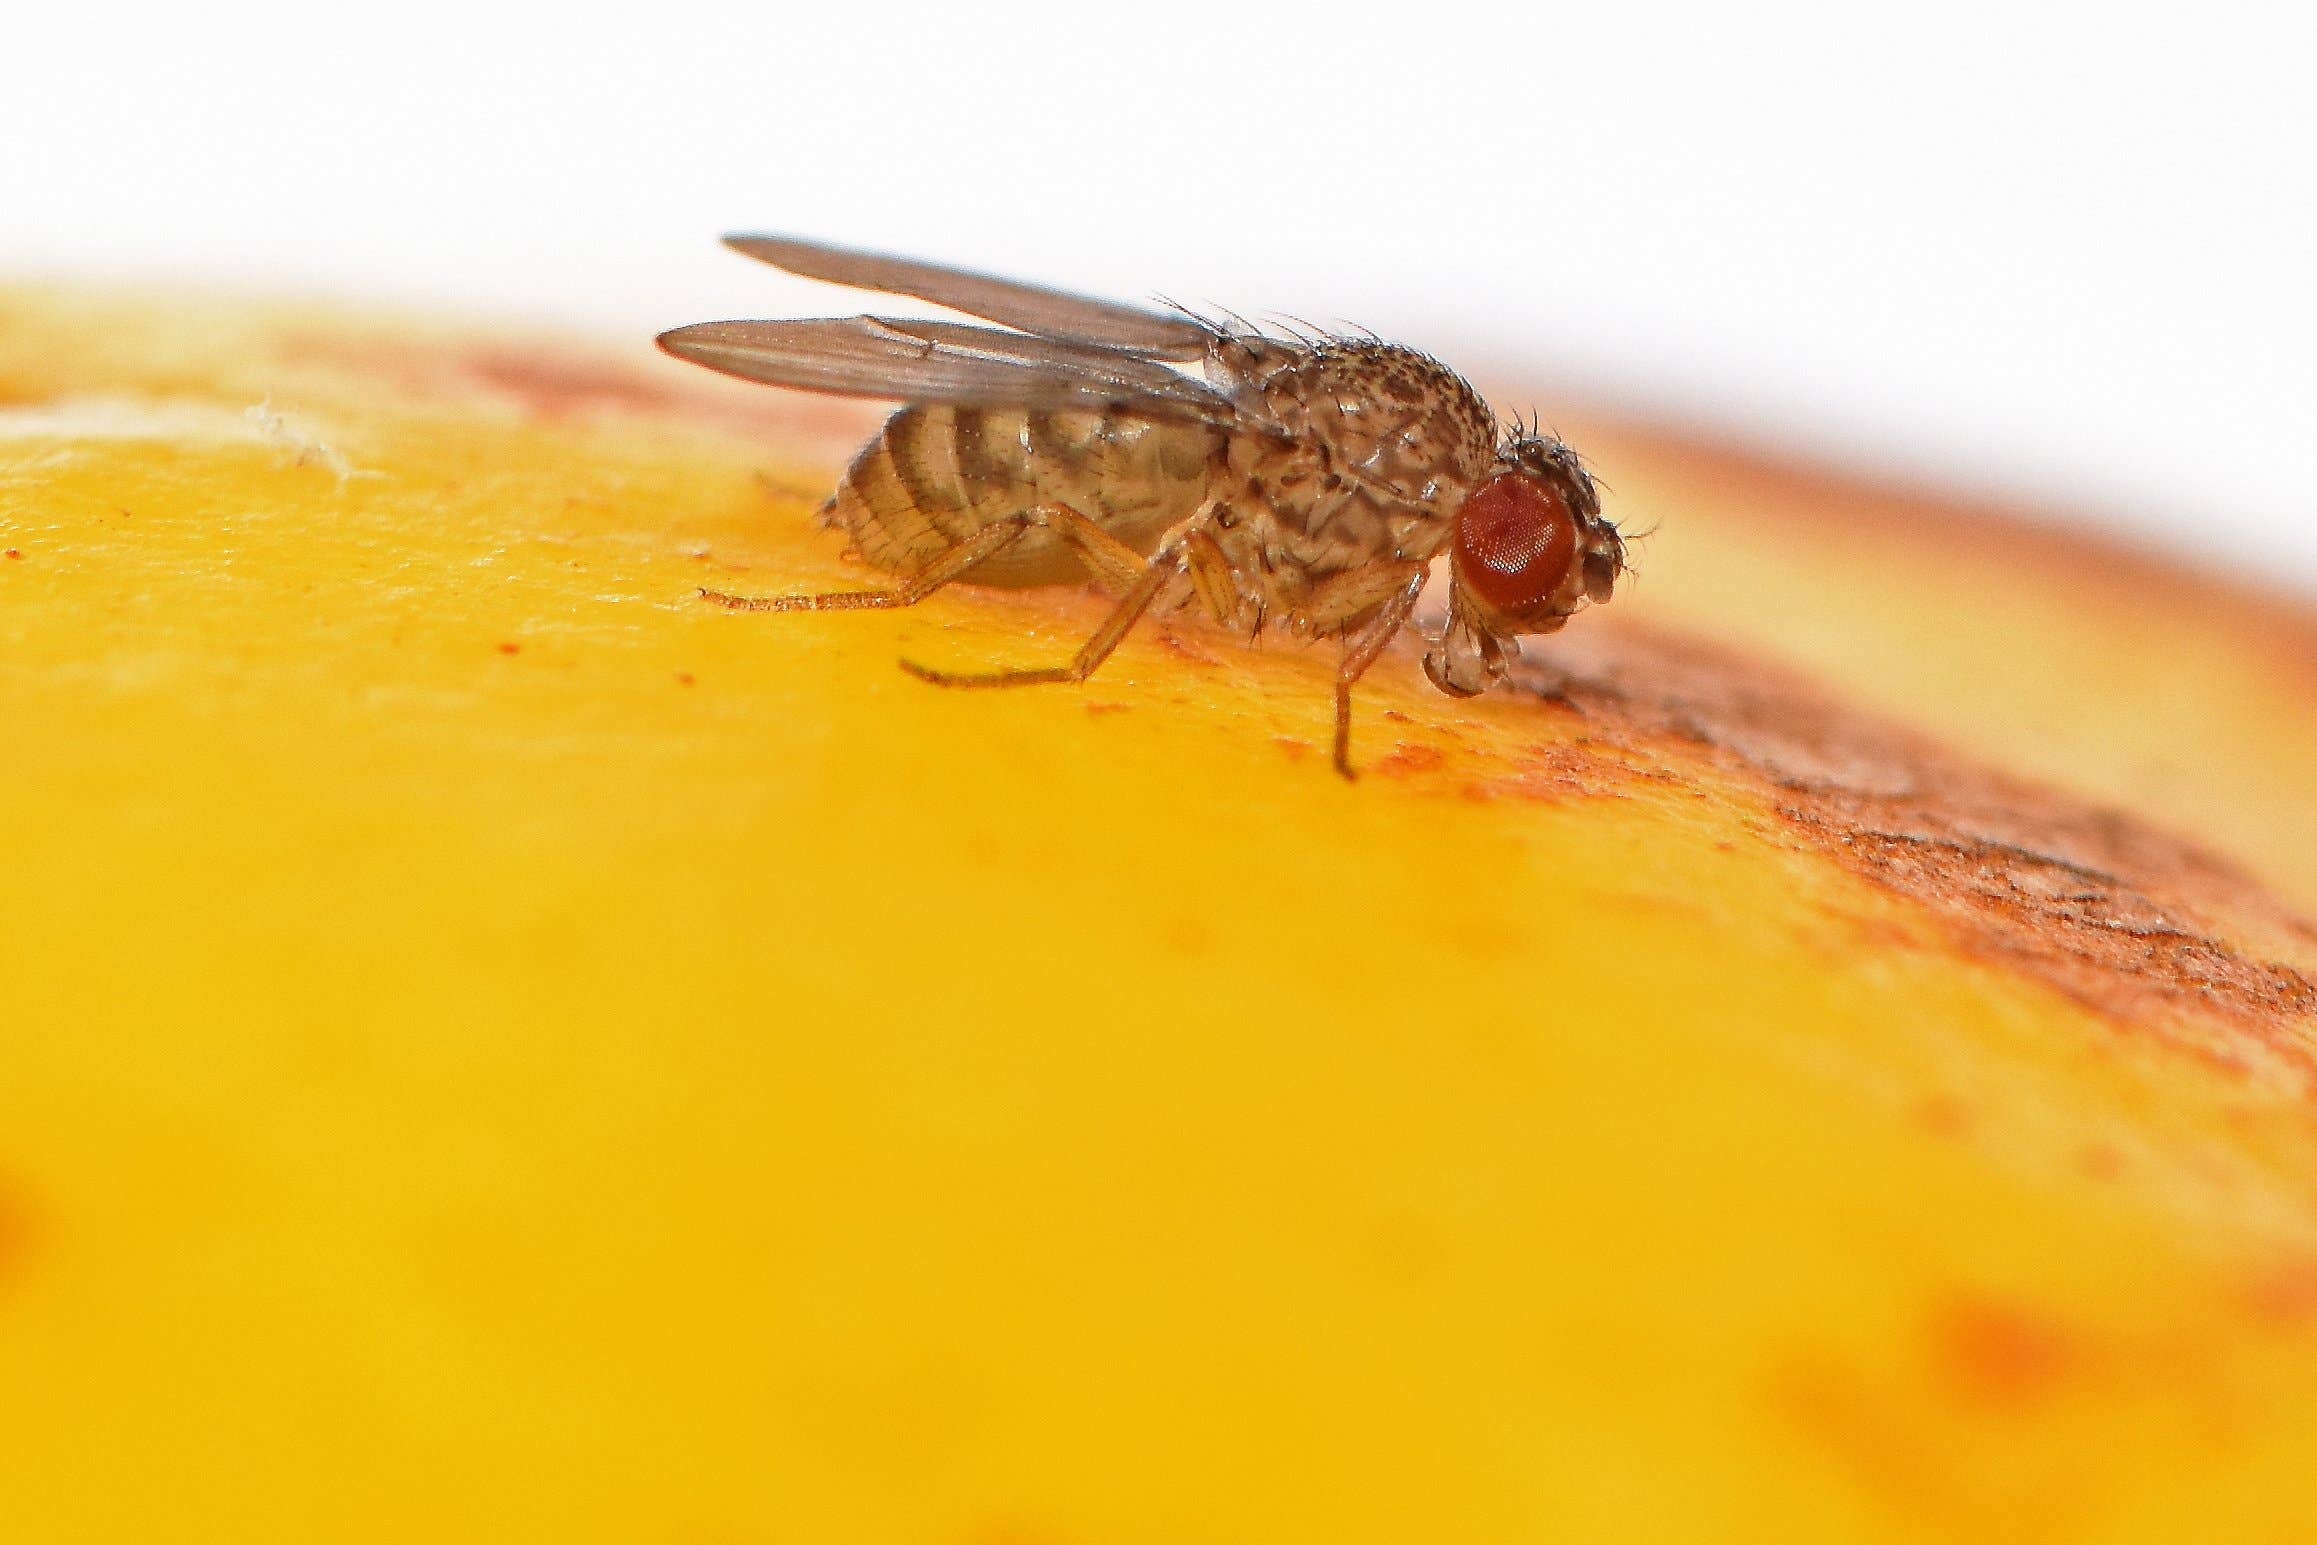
[1213,338,1498,577]
[1238,340,1498,500]
[826,403,1223,586]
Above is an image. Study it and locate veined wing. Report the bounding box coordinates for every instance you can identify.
[721,234,1214,362]
[656,316,1238,423]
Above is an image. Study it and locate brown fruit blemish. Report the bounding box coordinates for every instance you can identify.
[1510,622,2317,1084]
[1151,629,1219,667]
[1471,743,1638,804]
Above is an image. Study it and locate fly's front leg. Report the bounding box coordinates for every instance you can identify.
[1329,567,1429,781]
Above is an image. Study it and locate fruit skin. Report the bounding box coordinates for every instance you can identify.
[0,286,2314,1544]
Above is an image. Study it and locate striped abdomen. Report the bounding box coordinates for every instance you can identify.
[825,405,1224,588]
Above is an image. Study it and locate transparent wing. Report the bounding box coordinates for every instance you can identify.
[721,234,1214,362]
[656,315,1239,422]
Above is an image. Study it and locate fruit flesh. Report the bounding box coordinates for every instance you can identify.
[2,288,2316,1542]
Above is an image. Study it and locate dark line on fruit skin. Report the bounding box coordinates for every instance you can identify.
[1491,622,2317,1078]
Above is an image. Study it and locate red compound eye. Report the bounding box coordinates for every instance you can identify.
[1453,472,1578,620]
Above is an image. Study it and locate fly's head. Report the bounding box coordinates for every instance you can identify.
[1424,435,1623,697]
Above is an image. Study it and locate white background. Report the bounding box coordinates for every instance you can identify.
[8,2,2313,591]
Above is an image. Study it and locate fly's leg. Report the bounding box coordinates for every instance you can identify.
[1182,527,1246,628]
[900,541,1192,691]
[1291,560,1431,638]
[699,520,1024,613]
[1034,504,1152,594]
[700,504,1143,613]
[1329,568,1429,781]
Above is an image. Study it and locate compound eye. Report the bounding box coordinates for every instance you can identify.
[1453,472,1579,621]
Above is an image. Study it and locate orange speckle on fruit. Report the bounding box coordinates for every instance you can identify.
[0,1181,34,1291]
[1928,1296,2084,1410]
[1911,1094,1975,1138]
[2240,1260,2317,1330]
[1372,742,1446,778]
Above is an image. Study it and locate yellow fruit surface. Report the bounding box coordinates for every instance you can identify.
[3,287,2316,1542]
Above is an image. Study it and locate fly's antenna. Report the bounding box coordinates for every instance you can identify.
[1602,501,1652,588]
[1613,522,1652,586]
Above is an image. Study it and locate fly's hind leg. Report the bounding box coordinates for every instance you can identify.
[1032,503,1153,594]
[699,503,1148,613]
[901,540,1192,692]
[699,520,1024,613]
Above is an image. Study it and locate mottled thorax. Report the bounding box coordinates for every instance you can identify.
[1205,337,1499,628]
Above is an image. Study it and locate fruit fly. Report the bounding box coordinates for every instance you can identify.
[658,235,1626,777]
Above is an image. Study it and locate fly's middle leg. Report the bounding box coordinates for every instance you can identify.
[698,504,1144,613]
